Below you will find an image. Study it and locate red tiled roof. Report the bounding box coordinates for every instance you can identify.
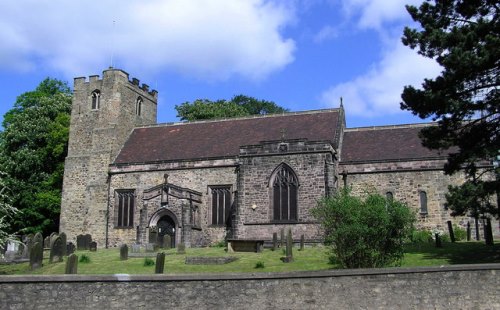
[341,125,449,163]
[114,110,341,164]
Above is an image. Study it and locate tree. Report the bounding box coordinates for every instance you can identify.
[0,172,18,247]
[401,0,499,218]
[175,95,288,121]
[312,189,415,268]
[0,78,72,235]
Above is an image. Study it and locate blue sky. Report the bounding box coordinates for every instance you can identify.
[0,0,441,128]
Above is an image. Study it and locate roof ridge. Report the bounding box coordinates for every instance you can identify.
[345,122,436,132]
[135,108,341,129]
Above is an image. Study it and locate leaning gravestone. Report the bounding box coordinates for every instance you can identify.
[50,236,64,263]
[43,236,51,249]
[89,241,97,252]
[120,244,128,261]
[67,242,76,255]
[65,253,78,274]
[30,242,43,270]
[59,232,67,256]
[155,252,165,274]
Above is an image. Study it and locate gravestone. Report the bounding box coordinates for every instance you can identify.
[59,232,67,256]
[65,254,78,274]
[272,232,278,251]
[145,243,155,252]
[281,228,293,263]
[435,233,442,248]
[67,242,76,255]
[30,242,43,270]
[25,234,35,258]
[447,221,455,242]
[177,243,186,254]
[155,252,165,274]
[299,234,305,251]
[131,244,141,253]
[466,222,471,241]
[43,236,51,249]
[280,228,284,247]
[50,236,64,263]
[34,232,43,247]
[164,235,172,249]
[89,241,97,252]
[76,234,92,251]
[120,244,128,260]
[50,233,59,246]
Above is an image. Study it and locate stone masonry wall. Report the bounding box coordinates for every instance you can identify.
[1,265,498,309]
[340,159,500,236]
[60,69,157,247]
[236,140,335,241]
[108,161,238,247]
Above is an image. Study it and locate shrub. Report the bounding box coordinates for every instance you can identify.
[212,240,226,248]
[411,229,432,243]
[453,224,467,241]
[312,188,415,268]
[79,254,91,263]
[254,261,265,269]
[143,257,155,266]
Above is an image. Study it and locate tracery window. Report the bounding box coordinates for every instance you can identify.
[136,96,143,116]
[271,164,298,221]
[116,190,135,228]
[419,191,428,215]
[91,90,101,110]
[211,186,231,226]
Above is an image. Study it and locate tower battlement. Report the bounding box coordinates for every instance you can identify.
[74,68,158,99]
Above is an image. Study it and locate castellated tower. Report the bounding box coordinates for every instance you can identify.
[60,68,157,246]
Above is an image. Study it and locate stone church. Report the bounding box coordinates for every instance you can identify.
[59,68,493,248]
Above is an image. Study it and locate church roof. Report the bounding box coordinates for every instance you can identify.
[114,109,341,164]
[341,124,449,163]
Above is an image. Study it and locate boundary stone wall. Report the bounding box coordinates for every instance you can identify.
[0,264,498,309]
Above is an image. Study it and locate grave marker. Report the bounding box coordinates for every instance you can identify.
[50,236,64,263]
[155,252,165,274]
[30,242,43,270]
[120,244,128,260]
[59,232,67,256]
[65,254,78,274]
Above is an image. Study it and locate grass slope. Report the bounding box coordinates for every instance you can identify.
[1,242,499,275]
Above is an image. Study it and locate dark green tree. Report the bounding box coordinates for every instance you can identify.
[175,95,288,121]
[401,0,499,218]
[313,188,415,268]
[0,78,72,235]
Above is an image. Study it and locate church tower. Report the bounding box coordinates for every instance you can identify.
[60,68,157,246]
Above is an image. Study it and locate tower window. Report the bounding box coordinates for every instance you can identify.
[136,96,143,116]
[211,186,231,226]
[116,190,135,228]
[91,90,101,110]
[419,191,428,215]
[271,163,298,221]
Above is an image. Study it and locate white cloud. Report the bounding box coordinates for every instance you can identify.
[321,40,441,117]
[313,25,339,43]
[337,0,422,30]
[0,0,295,81]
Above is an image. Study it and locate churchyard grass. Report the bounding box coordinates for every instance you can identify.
[0,242,498,275]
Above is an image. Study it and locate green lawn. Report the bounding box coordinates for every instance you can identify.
[1,242,499,275]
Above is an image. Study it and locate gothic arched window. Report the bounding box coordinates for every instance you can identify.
[136,96,143,116]
[271,164,298,221]
[91,90,101,110]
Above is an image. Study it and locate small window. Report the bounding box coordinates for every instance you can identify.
[386,191,393,201]
[419,191,428,215]
[271,163,298,221]
[91,90,101,110]
[136,96,143,116]
[211,186,231,226]
[116,190,135,228]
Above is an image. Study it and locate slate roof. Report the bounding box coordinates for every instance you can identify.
[340,125,449,163]
[114,109,341,164]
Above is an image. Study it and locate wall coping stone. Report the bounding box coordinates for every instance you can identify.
[1,263,498,283]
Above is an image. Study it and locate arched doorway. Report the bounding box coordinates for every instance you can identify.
[157,215,176,248]
[148,208,178,248]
